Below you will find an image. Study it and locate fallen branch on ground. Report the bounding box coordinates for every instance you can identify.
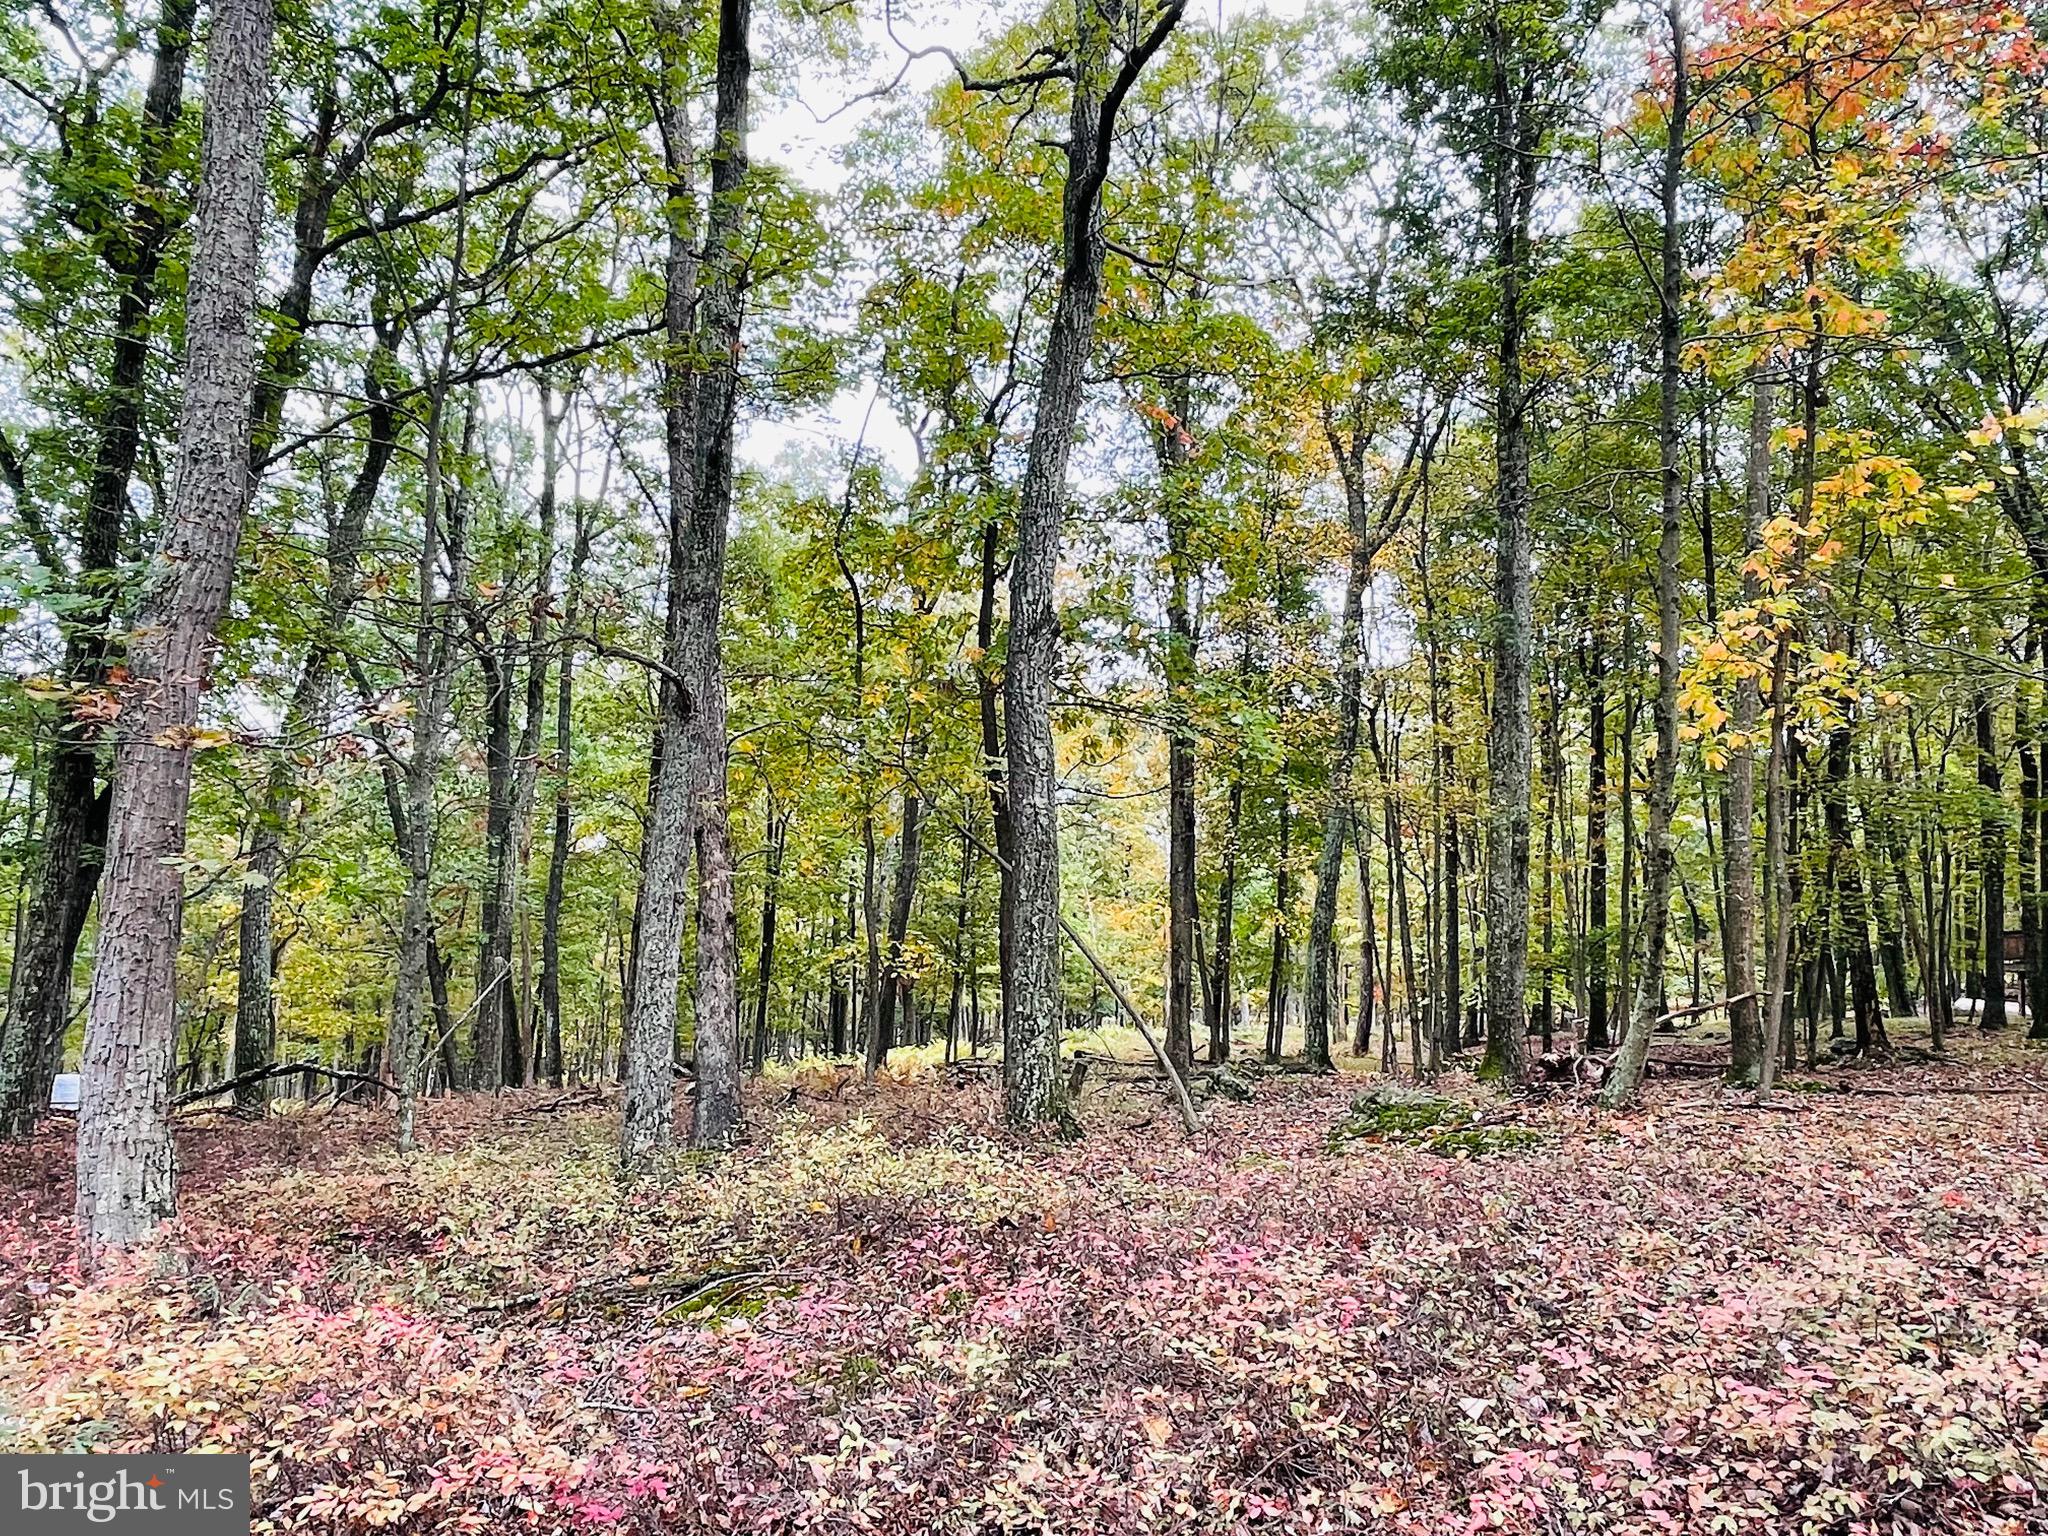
[174,1061,391,1109]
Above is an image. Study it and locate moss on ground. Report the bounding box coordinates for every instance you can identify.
[1328,1084,1542,1159]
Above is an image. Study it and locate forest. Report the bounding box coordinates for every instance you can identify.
[0,0,2046,1527]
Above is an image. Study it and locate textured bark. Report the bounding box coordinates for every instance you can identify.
[679,0,753,1152]
[0,0,196,1141]
[619,5,702,1163]
[1603,10,1684,1109]
[1001,0,1184,1133]
[75,0,275,1265]
[1478,15,1542,1080]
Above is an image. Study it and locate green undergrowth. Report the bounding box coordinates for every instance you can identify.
[1327,1084,1543,1158]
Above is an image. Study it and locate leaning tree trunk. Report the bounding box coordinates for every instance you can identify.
[1001,0,1185,1133]
[74,0,274,1266]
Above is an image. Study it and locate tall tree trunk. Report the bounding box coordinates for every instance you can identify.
[1353,802,1378,1059]
[750,802,786,1071]
[1724,365,1771,1083]
[479,385,565,1088]
[0,0,196,1140]
[678,0,753,1151]
[539,479,592,1087]
[75,0,274,1264]
[232,330,397,1114]
[1584,634,1610,1051]
[1976,687,2008,1026]
[1305,558,1366,1073]
[1207,767,1242,1064]
[1159,382,1199,1077]
[1479,22,1541,1081]
[1539,661,1560,1054]
[1604,12,1685,1108]
[618,5,702,1163]
[829,880,852,1056]
[1001,0,1184,1133]
[1822,724,1885,1051]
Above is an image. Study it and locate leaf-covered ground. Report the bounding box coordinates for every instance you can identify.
[2,1035,2046,1534]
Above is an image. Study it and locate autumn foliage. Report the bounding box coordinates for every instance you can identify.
[3,1042,2045,1534]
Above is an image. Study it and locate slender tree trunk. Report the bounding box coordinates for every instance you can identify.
[1539,662,1560,1054]
[868,786,923,1074]
[1724,365,1771,1083]
[1976,688,2008,1026]
[1159,383,1199,1077]
[539,480,592,1087]
[1603,16,1685,1108]
[1584,635,1610,1051]
[1758,647,1794,1100]
[1480,33,1540,1080]
[75,0,274,1264]
[230,329,397,1115]
[1265,789,1292,1062]
[750,803,786,1071]
[1207,766,1244,1065]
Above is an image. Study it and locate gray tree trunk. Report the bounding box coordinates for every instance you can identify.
[678,0,753,1152]
[1002,0,1184,1133]
[1479,36,1540,1081]
[1723,366,1772,1083]
[619,4,702,1164]
[1603,4,1686,1108]
[75,0,275,1265]
[232,329,396,1114]
[540,485,593,1086]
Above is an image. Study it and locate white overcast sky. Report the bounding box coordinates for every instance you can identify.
[740,0,1315,478]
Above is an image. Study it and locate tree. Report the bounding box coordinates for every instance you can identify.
[999,0,1186,1133]
[74,0,276,1264]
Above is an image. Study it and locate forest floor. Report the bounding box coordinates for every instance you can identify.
[1,1025,2045,1535]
